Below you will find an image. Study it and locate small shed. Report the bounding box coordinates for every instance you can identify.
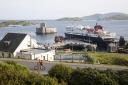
[17,48,55,61]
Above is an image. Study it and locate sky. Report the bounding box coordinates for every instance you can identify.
[0,0,128,20]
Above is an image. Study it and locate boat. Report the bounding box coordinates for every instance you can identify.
[64,24,116,49]
[36,23,57,34]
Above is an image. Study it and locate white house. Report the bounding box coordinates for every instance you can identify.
[0,33,55,61]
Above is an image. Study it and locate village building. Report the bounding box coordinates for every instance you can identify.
[0,33,55,61]
[17,48,55,61]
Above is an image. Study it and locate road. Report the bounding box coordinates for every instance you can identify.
[0,58,128,74]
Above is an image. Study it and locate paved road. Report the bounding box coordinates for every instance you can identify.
[0,58,128,74]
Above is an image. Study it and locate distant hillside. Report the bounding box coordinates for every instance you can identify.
[0,20,31,27]
[82,13,128,20]
[57,17,81,21]
[57,12,128,21]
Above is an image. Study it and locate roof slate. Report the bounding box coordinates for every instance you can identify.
[0,33,27,53]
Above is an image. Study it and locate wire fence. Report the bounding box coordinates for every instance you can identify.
[54,54,85,63]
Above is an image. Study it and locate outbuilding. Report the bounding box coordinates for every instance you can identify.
[17,48,55,61]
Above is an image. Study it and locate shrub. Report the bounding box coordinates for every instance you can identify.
[0,61,59,85]
[83,53,98,64]
[48,64,73,83]
[117,70,128,85]
[26,73,59,85]
[69,68,119,85]
[4,61,17,65]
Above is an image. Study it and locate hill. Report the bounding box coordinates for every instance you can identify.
[82,12,128,20]
[57,12,128,21]
[0,20,31,27]
[57,17,81,21]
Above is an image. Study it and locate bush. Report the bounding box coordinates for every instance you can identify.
[70,68,119,85]
[26,73,59,85]
[117,70,128,85]
[4,61,17,65]
[0,61,59,85]
[1,61,128,85]
[0,61,29,85]
[48,64,73,83]
[83,53,98,64]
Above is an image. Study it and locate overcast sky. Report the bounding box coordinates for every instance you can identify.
[0,0,128,20]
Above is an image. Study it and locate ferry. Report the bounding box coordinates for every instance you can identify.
[65,24,116,49]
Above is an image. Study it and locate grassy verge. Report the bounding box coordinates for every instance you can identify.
[88,52,128,66]
[56,50,128,66]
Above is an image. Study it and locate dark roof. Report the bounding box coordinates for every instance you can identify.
[0,33,27,53]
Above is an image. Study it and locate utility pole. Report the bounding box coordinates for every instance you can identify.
[71,24,73,63]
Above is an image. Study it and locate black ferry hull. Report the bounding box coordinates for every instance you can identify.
[65,33,115,49]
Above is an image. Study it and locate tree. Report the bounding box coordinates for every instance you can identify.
[119,36,125,47]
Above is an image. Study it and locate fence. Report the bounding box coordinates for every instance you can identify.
[54,54,84,63]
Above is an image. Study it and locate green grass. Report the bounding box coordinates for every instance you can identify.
[56,50,128,66]
[88,52,128,66]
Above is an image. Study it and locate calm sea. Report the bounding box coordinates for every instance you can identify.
[0,20,128,44]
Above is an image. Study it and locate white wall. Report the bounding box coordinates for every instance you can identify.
[14,35,38,57]
[31,50,55,61]
[16,52,31,59]
[16,50,55,61]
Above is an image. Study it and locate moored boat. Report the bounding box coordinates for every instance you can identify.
[65,24,116,49]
